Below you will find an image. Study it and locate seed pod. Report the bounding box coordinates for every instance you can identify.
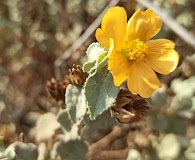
[111,89,150,124]
[68,64,88,86]
[46,76,69,102]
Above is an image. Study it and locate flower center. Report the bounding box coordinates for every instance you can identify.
[120,39,148,63]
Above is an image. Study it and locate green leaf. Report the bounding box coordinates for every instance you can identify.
[5,142,38,160]
[66,85,87,123]
[57,109,74,132]
[15,143,38,160]
[171,77,195,97]
[84,60,119,120]
[97,51,107,64]
[56,140,88,160]
[148,112,186,134]
[57,85,87,132]
[34,113,60,142]
[86,42,106,61]
[83,42,107,73]
[83,60,96,73]
[171,96,195,119]
[83,51,108,73]
[150,85,168,107]
[81,110,116,143]
[157,134,187,160]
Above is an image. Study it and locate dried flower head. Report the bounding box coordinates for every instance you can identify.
[46,76,69,102]
[111,89,150,124]
[69,64,88,86]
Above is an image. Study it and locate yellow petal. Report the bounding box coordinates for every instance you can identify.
[108,45,129,75]
[108,40,128,86]
[96,6,127,49]
[127,61,161,98]
[112,73,127,86]
[127,9,162,41]
[145,39,179,74]
[95,29,111,49]
[108,52,129,75]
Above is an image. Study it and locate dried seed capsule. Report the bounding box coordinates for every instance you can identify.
[111,89,150,124]
[69,64,88,86]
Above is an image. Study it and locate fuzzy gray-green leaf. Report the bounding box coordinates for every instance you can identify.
[5,142,38,160]
[81,110,116,143]
[86,42,105,61]
[83,60,96,73]
[57,110,74,131]
[56,140,88,160]
[35,113,60,142]
[84,62,119,119]
[83,42,107,73]
[65,85,87,123]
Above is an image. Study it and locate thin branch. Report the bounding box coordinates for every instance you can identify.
[54,0,120,79]
[86,125,130,160]
[136,0,195,50]
[90,125,130,150]
[88,148,129,160]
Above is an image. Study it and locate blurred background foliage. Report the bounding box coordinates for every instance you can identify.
[0,0,195,160]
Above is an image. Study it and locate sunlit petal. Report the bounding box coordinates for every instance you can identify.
[127,61,161,98]
[127,9,162,41]
[112,73,127,86]
[108,42,129,76]
[145,39,179,74]
[96,6,127,49]
[96,28,111,49]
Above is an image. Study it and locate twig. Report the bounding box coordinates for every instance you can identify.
[135,0,195,50]
[54,0,120,79]
[89,148,129,160]
[90,125,130,150]
[86,125,130,160]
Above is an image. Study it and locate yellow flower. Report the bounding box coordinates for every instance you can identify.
[96,7,179,98]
